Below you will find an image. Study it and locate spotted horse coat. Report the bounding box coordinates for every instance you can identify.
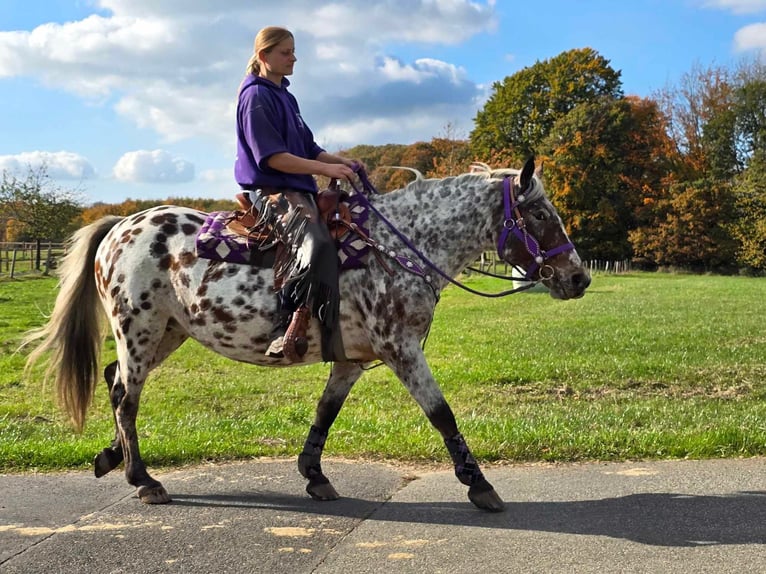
[24,158,590,512]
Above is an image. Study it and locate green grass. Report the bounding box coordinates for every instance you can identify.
[1,272,765,472]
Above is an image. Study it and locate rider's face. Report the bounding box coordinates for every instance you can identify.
[260,37,297,81]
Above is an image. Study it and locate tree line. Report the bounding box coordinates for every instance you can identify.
[2,47,765,274]
[347,49,766,274]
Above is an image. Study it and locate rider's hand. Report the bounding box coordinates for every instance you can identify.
[323,162,355,182]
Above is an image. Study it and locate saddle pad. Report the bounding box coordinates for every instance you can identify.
[196,211,254,265]
[336,197,370,270]
[196,198,372,270]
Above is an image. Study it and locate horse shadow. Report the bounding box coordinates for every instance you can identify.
[170,489,766,547]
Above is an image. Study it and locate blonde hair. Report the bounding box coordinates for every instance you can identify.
[246,26,294,76]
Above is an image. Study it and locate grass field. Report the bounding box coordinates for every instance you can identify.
[1,272,765,472]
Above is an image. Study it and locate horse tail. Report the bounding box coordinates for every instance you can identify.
[23,215,124,432]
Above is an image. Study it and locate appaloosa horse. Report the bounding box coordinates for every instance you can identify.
[24,158,590,512]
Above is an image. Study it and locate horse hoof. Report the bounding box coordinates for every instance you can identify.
[137,485,172,504]
[93,449,122,478]
[468,485,505,512]
[306,480,339,501]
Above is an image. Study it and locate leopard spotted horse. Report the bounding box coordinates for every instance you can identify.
[24,158,590,512]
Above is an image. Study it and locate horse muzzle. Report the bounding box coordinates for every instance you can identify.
[543,266,591,300]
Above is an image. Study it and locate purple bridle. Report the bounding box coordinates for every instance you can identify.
[497,176,575,281]
[346,166,574,298]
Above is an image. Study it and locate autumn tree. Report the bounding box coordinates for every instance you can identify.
[733,59,766,170]
[427,123,474,177]
[723,61,766,272]
[79,197,236,225]
[629,180,738,271]
[0,164,82,269]
[470,47,623,163]
[647,61,766,271]
[726,162,766,272]
[540,96,674,260]
[428,137,472,177]
[655,63,738,181]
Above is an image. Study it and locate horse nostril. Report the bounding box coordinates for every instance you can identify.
[571,271,591,291]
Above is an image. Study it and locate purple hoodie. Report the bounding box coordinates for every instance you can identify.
[234,74,324,194]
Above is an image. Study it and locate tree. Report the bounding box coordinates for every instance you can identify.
[655,63,738,181]
[428,137,472,177]
[629,179,738,272]
[733,59,766,171]
[0,164,82,270]
[470,47,623,163]
[426,123,474,177]
[540,96,674,260]
[727,161,766,273]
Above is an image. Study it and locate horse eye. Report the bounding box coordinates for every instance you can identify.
[533,210,547,221]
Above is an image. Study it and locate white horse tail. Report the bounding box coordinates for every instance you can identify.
[23,215,124,432]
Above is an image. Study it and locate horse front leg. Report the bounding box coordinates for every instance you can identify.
[299,362,363,501]
[381,341,505,512]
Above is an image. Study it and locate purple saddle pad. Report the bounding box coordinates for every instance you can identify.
[196,195,371,270]
[196,211,254,265]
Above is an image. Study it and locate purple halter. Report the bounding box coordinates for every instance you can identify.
[497,176,575,281]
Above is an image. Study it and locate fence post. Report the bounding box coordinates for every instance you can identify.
[44,243,53,275]
[10,249,18,279]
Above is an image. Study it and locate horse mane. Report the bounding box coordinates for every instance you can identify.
[379,165,425,181]
[387,162,546,203]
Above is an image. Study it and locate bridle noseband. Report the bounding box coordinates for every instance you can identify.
[497,176,574,281]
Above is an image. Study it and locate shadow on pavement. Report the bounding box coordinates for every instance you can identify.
[172,489,766,548]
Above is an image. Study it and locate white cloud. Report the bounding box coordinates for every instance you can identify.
[198,168,231,184]
[0,151,95,180]
[113,150,194,183]
[701,0,766,14]
[0,1,496,147]
[734,22,766,52]
[317,108,473,152]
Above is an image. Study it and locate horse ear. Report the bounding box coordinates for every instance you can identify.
[520,156,536,190]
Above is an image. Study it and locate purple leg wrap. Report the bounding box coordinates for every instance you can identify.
[298,425,328,481]
[445,433,485,486]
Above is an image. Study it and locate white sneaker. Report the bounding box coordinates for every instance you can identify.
[265,336,285,358]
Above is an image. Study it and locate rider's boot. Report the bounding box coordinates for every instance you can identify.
[265,309,292,358]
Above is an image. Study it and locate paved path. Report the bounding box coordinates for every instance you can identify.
[2,458,766,573]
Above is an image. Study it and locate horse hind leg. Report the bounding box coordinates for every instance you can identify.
[94,319,188,480]
[93,360,124,477]
[298,362,363,501]
[109,316,190,504]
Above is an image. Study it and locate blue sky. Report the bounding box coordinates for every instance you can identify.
[1,0,765,205]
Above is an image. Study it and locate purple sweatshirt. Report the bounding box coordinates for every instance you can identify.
[235,74,324,194]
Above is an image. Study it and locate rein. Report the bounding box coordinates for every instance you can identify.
[345,166,552,298]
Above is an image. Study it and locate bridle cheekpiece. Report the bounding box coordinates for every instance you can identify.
[497,176,575,281]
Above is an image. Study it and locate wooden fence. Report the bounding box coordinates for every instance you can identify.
[0,243,631,280]
[0,242,68,278]
[471,252,632,275]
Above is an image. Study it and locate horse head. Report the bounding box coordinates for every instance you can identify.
[494,157,591,300]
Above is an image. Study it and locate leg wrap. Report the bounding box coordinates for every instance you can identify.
[445,433,485,486]
[298,425,328,481]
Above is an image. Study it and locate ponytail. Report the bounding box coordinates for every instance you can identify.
[246,53,260,76]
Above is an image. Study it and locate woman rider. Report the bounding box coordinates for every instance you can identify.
[235,26,359,362]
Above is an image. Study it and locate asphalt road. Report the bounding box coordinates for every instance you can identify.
[2,458,766,573]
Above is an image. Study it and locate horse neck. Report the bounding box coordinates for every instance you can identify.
[372,176,503,279]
